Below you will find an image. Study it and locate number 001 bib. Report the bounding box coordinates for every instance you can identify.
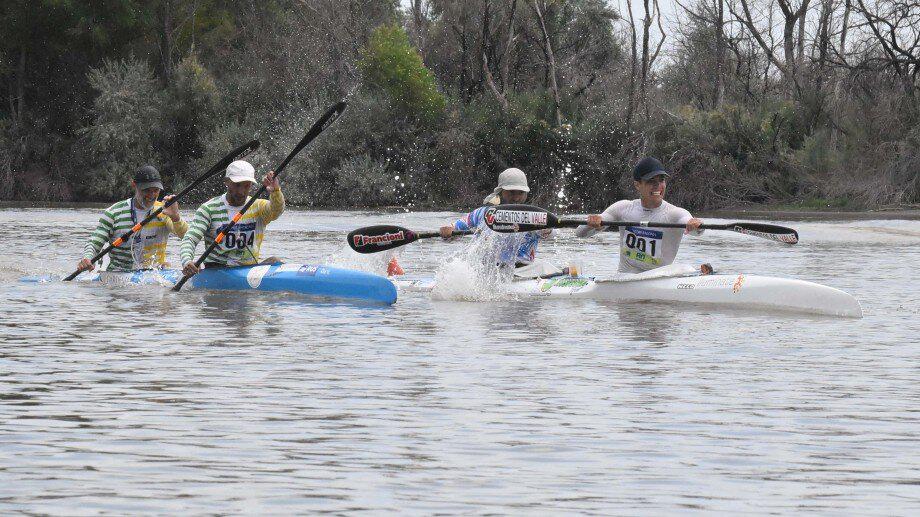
[621,226,663,268]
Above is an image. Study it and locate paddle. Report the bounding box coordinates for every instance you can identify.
[481,204,800,244]
[65,140,261,281]
[347,225,475,254]
[172,100,347,291]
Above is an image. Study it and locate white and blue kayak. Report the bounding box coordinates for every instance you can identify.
[396,265,862,318]
[23,263,398,305]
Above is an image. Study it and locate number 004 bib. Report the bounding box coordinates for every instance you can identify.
[220,221,257,252]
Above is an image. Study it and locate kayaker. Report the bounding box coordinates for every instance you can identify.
[576,157,704,274]
[76,165,187,272]
[180,160,284,276]
[439,167,554,274]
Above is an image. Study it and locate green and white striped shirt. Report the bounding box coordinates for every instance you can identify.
[83,198,188,271]
[180,190,285,267]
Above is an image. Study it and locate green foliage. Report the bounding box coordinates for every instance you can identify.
[168,0,237,54]
[187,116,262,202]
[168,53,220,165]
[634,103,810,209]
[359,24,446,123]
[80,58,166,199]
[330,155,399,207]
[2,0,918,210]
[563,106,633,210]
[555,0,622,75]
[793,129,840,178]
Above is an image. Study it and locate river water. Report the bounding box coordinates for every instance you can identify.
[1,206,918,515]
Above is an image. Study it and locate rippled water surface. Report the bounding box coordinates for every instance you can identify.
[1,206,919,514]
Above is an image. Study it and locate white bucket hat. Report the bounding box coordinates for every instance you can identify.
[483,167,529,204]
[226,160,256,183]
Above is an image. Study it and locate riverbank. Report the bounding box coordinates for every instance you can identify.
[4,200,920,221]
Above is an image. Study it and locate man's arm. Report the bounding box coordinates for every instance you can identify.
[259,171,285,224]
[440,207,483,238]
[77,208,117,272]
[167,217,190,238]
[180,206,210,266]
[574,202,622,237]
[160,195,189,238]
[674,207,704,235]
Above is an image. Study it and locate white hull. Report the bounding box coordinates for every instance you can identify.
[396,267,863,318]
[510,273,862,317]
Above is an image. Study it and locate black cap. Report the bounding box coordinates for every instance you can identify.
[633,157,670,181]
[133,165,163,190]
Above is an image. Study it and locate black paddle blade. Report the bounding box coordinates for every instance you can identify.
[730,222,799,244]
[232,139,261,161]
[275,101,347,173]
[181,139,261,193]
[483,204,559,233]
[347,225,418,253]
[204,139,260,180]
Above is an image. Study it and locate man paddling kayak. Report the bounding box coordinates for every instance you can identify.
[76,165,187,272]
[180,160,283,276]
[439,167,554,273]
[576,157,705,274]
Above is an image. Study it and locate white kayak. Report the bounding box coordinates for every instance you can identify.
[395,265,863,318]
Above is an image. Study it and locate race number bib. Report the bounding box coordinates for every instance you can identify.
[220,221,257,251]
[130,204,157,267]
[622,226,663,266]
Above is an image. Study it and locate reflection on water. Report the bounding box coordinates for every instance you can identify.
[600,300,682,345]
[1,207,919,514]
[193,289,268,338]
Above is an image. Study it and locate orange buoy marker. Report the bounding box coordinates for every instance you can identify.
[387,257,404,276]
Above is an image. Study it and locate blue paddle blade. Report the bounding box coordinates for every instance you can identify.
[19,274,60,283]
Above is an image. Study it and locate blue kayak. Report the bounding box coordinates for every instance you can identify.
[22,263,397,305]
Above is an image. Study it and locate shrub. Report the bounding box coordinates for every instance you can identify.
[359,24,446,124]
[79,58,166,199]
[169,53,220,166]
[638,103,808,209]
[330,155,398,207]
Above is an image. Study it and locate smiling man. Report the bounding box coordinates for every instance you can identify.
[76,165,187,273]
[575,157,703,274]
[179,160,284,276]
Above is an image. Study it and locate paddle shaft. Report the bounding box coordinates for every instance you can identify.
[482,205,798,244]
[559,219,731,230]
[554,217,798,243]
[173,101,346,291]
[64,140,260,281]
[416,230,474,239]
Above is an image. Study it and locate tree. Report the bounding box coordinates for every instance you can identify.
[729,0,812,99]
[531,0,563,125]
[359,24,447,123]
[168,53,220,168]
[80,58,166,198]
[0,0,145,131]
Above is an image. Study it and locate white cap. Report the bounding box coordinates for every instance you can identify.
[226,160,256,183]
[483,167,529,204]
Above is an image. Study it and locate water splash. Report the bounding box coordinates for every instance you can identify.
[430,231,515,301]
